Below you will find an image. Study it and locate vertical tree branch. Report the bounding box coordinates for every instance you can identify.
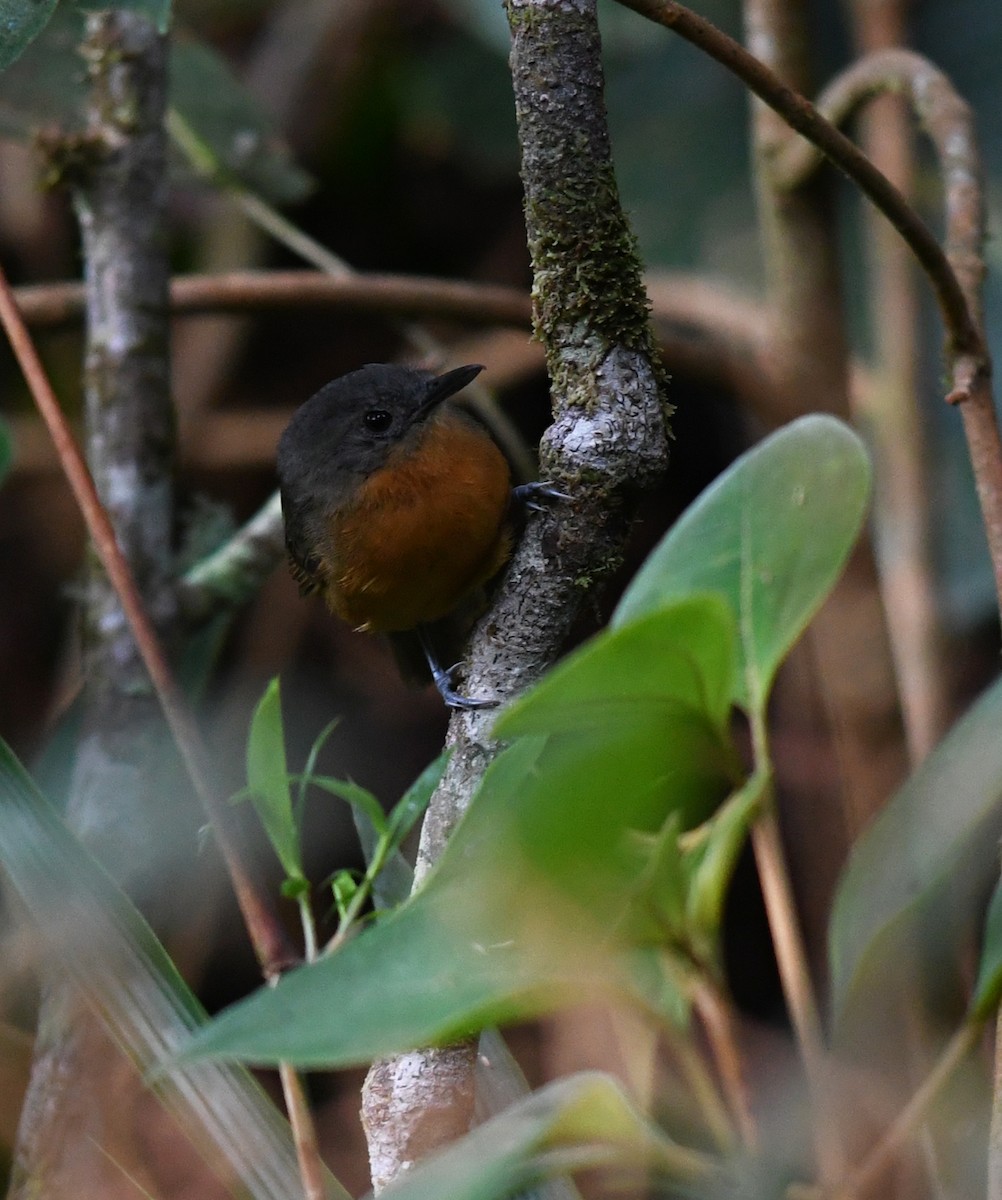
[360,0,671,1187]
[10,14,178,1197]
[68,11,177,865]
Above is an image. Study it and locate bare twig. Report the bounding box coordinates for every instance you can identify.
[13,270,533,331]
[360,0,671,1186]
[277,1063,328,1200]
[691,980,758,1150]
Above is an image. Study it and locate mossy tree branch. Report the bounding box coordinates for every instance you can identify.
[360,0,671,1189]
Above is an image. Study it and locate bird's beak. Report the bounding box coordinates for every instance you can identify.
[415,363,485,419]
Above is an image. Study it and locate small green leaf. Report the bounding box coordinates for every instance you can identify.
[616,814,688,945]
[352,805,413,911]
[614,415,872,717]
[0,0,58,73]
[972,874,1002,1020]
[830,674,1002,1024]
[331,870,359,921]
[245,677,301,881]
[280,875,309,902]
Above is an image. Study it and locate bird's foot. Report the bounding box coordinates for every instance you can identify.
[429,660,498,710]
[512,482,570,512]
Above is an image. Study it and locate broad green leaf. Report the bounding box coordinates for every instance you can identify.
[170,37,313,205]
[494,595,737,739]
[244,677,302,882]
[0,738,347,1200]
[378,1073,715,1200]
[179,874,594,1067]
[972,873,1002,1020]
[613,415,872,716]
[0,0,57,73]
[830,674,1002,1023]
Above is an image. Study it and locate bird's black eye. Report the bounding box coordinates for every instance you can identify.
[364,408,393,433]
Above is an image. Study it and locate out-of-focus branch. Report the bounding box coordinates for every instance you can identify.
[774,47,1002,617]
[612,0,984,375]
[13,270,533,331]
[0,24,292,992]
[360,0,671,1188]
[841,5,949,762]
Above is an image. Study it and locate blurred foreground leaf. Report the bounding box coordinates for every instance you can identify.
[170,36,313,204]
[613,414,872,717]
[378,1072,716,1200]
[0,737,348,1200]
[830,675,1002,1025]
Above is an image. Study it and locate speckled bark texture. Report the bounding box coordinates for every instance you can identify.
[10,15,179,1199]
[66,11,178,876]
[360,0,671,1187]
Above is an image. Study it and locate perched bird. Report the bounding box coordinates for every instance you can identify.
[277,362,559,708]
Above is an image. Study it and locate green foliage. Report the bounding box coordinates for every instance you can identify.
[179,593,744,1068]
[0,736,347,1200]
[830,673,1002,1024]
